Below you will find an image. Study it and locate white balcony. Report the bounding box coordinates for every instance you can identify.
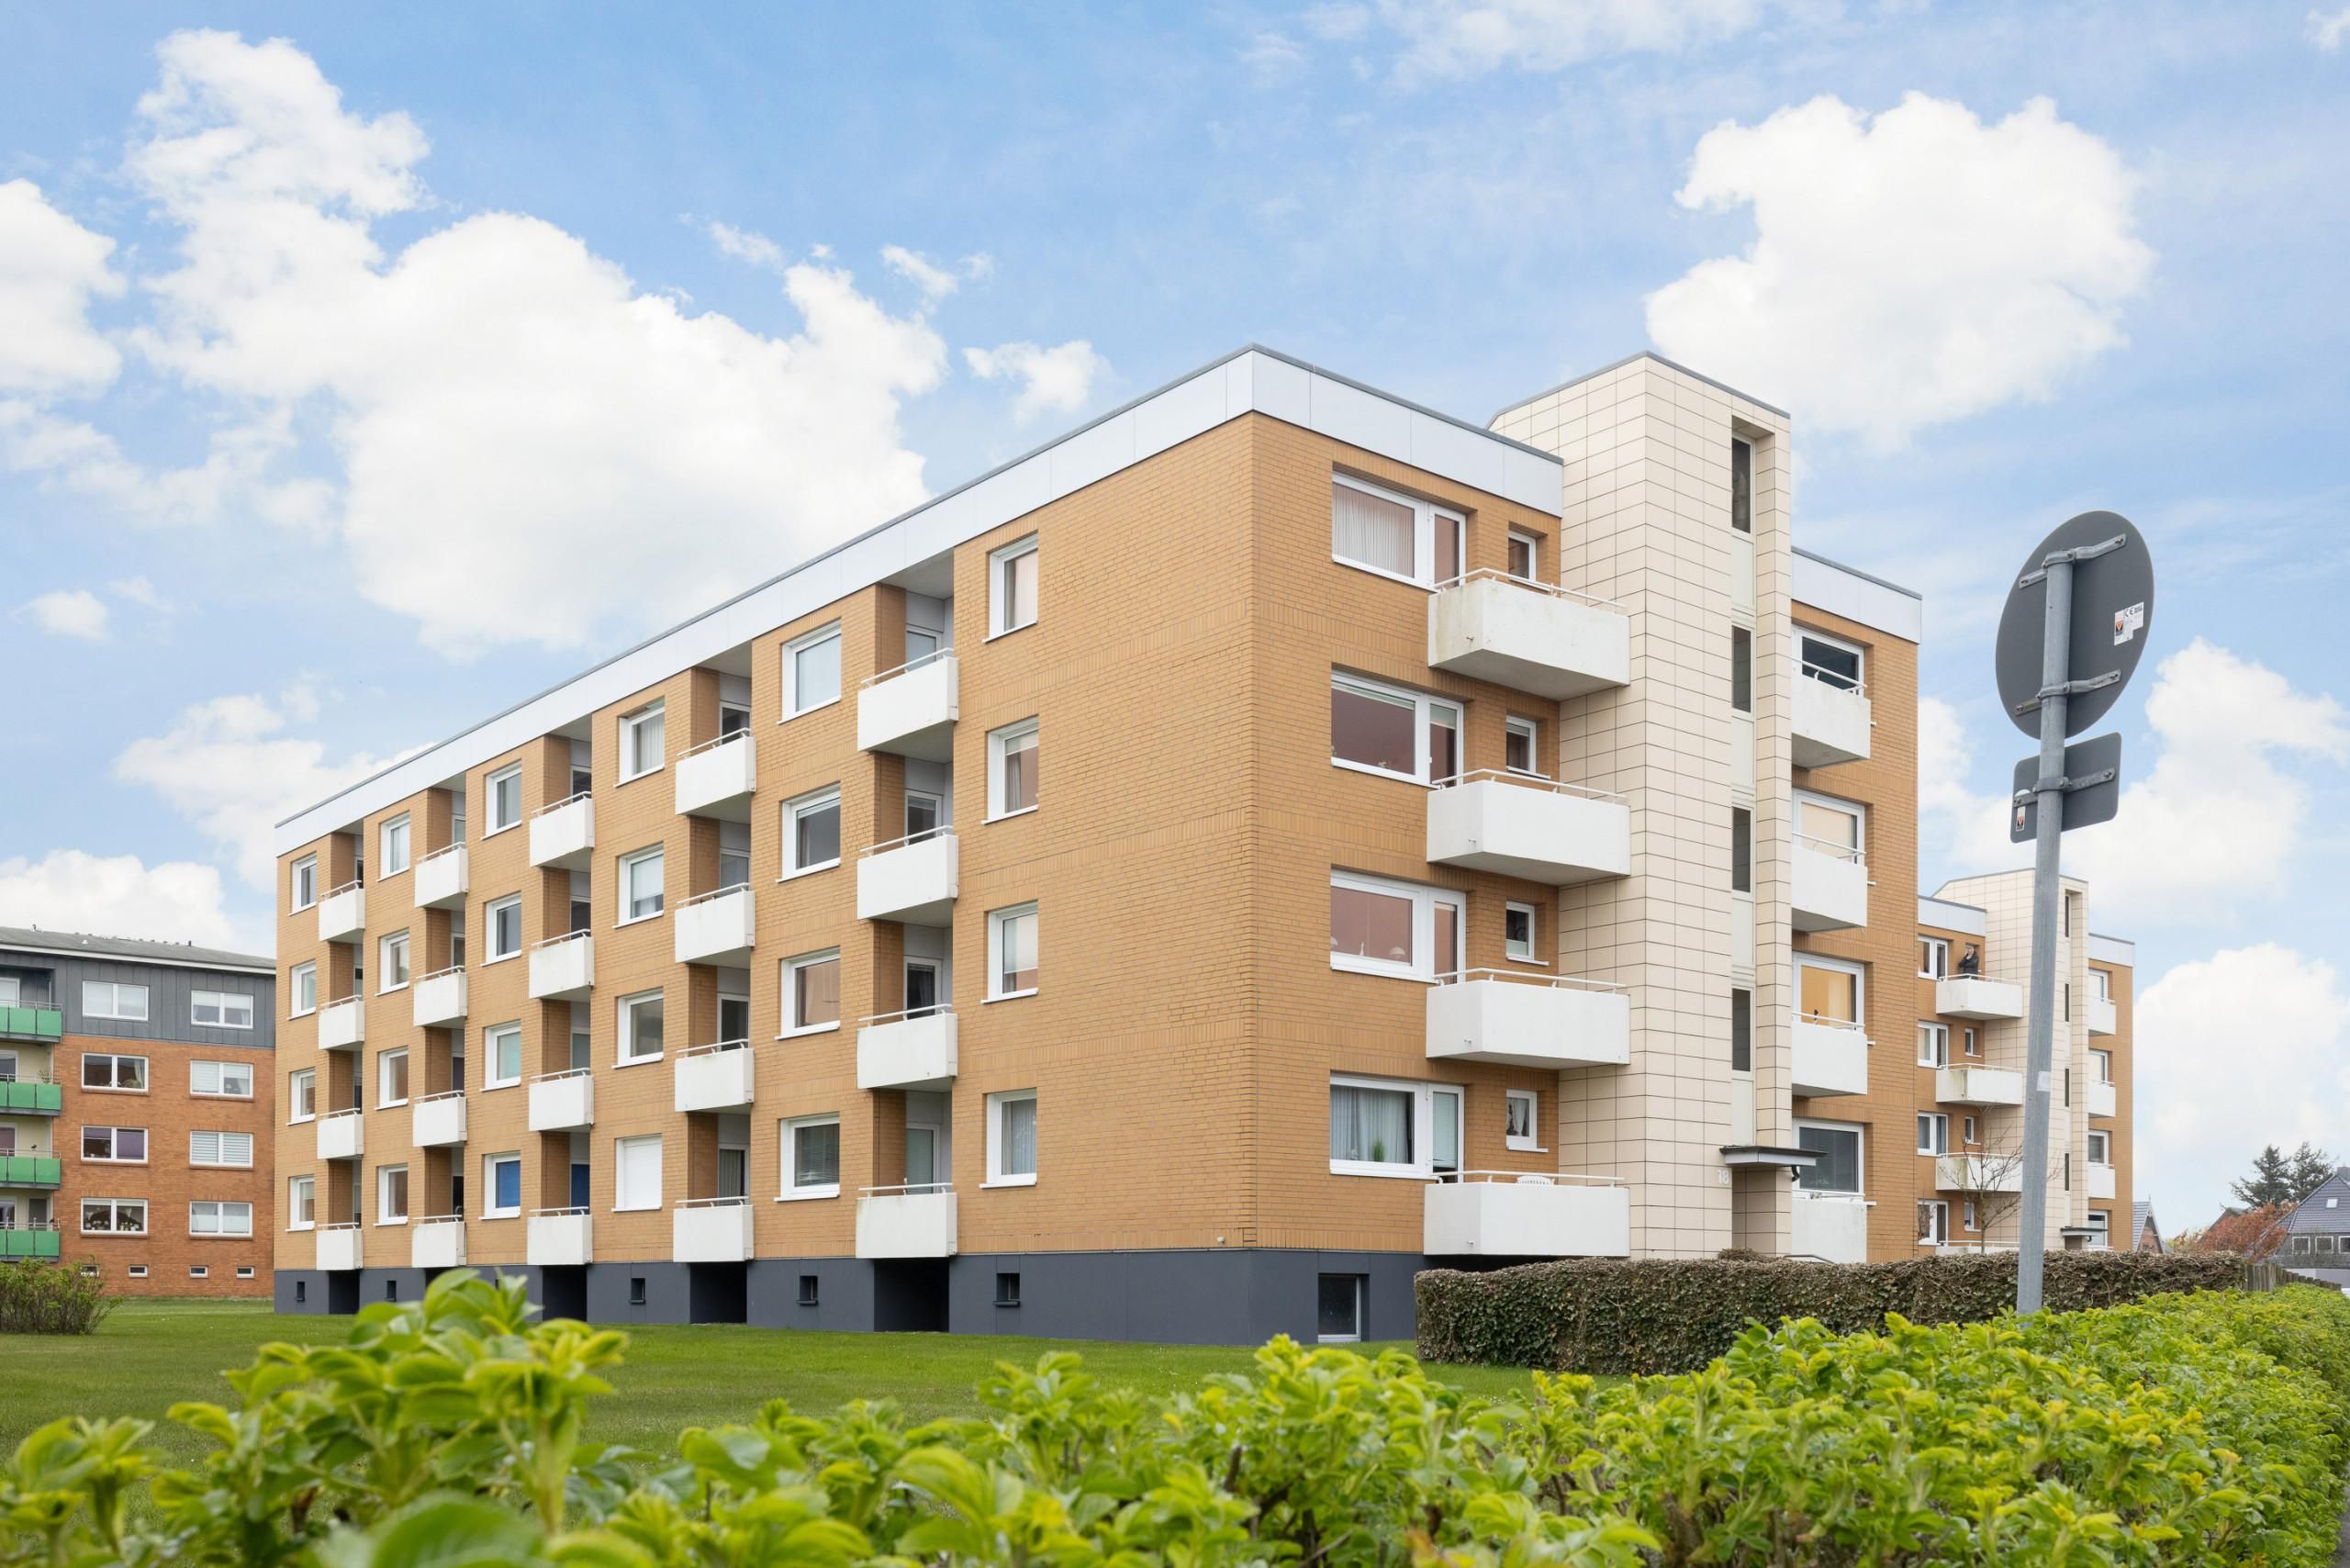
[1792,1015,1868,1097]
[2088,1162,2117,1200]
[318,996,365,1051]
[411,1215,466,1271]
[2087,1079,2117,1118]
[527,1208,593,1266]
[672,1197,755,1263]
[856,1185,957,1259]
[1935,1066,2023,1107]
[415,844,468,909]
[1427,572,1630,699]
[528,793,594,869]
[857,652,959,761]
[1423,1172,1630,1259]
[529,1069,595,1132]
[529,932,593,1001]
[1793,672,1872,768]
[411,1090,466,1147]
[1426,773,1631,885]
[2087,995,2118,1036]
[316,1223,363,1271]
[1792,839,1868,932]
[318,882,366,944]
[676,733,755,821]
[856,831,958,924]
[1936,976,2023,1021]
[673,1043,755,1114]
[412,967,467,1027]
[317,1107,364,1160]
[1936,1155,2022,1194]
[674,886,755,966]
[1425,972,1630,1070]
[856,1009,957,1091]
[1791,1193,1869,1263]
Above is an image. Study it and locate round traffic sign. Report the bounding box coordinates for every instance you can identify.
[1995,510,2154,738]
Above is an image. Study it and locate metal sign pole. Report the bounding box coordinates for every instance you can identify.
[2014,555,2072,1315]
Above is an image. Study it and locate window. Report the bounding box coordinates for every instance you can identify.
[902,792,943,846]
[614,1134,663,1211]
[1730,628,1751,712]
[485,1023,523,1089]
[783,787,842,876]
[1964,1026,1980,1058]
[1330,871,1463,982]
[1798,630,1863,692]
[190,1130,254,1168]
[290,961,317,1015]
[619,700,666,780]
[1795,1120,1863,1194]
[83,1126,148,1162]
[292,854,318,910]
[487,765,524,833]
[798,1273,820,1306]
[376,1166,409,1225]
[619,846,666,922]
[1505,1089,1539,1151]
[2091,1047,2112,1083]
[83,1052,148,1091]
[781,951,841,1036]
[1504,716,1539,776]
[1796,792,1863,859]
[1329,672,1460,786]
[990,535,1039,635]
[1506,530,1539,582]
[988,718,1040,819]
[1730,438,1752,533]
[191,1059,254,1098]
[1796,956,1863,1026]
[987,1089,1038,1184]
[1329,1075,1461,1179]
[1731,988,1752,1072]
[484,1153,522,1218]
[1963,1196,1978,1230]
[378,1048,409,1108]
[2091,968,2111,1000]
[995,1271,1023,1307]
[1730,807,1751,894]
[1963,1114,1978,1145]
[129,1265,149,1279]
[618,991,665,1064]
[784,622,844,715]
[1329,474,1462,587]
[1917,1201,1949,1247]
[989,902,1039,999]
[80,1199,146,1234]
[289,1068,317,1122]
[1504,902,1539,963]
[1317,1273,1366,1343]
[487,895,523,961]
[381,812,411,876]
[2085,1210,2109,1248]
[2087,1130,2110,1165]
[81,981,150,1022]
[1919,937,1950,979]
[782,1115,841,1199]
[379,931,411,991]
[1917,1024,1949,1068]
[1916,1114,1949,1155]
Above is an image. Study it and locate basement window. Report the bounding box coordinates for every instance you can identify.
[995,1271,1022,1308]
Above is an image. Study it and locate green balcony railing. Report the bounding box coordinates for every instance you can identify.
[0,1008,63,1042]
[0,1227,60,1260]
[0,1080,63,1114]
[0,1157,63,1188]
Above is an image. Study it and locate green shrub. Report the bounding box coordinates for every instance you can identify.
[1,1272,2344,1566]
[0,1259,115,1336]
[1416,1247,2245,1372]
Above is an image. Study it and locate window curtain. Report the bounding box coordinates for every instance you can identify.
[1331,483,1414,576]
[1002,914,1037,992]
[797,958,840,1026]
[794,1124,839,1188]
[1330,1085,1412,1165]
[1330,886,1414,965]
[1002,1097,1036,1175]
[1796,1126,1860,1193]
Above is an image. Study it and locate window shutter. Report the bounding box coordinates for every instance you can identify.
[191,1130,220,1165]
[223,1132,252,1166]
[192,1061,219,1094]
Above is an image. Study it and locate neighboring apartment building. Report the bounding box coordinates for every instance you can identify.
[0,928,275,1294]
[2281,1168,2350,1264]
[270,344,2132,1340]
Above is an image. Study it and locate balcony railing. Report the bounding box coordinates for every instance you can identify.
[411,1088,467,1147]
[856,828,958,924]
[673,1040,756,1114]
[318,880,366,943]
[528,791,595,868]
[317,1106,364,1160]
[1425,770,1631,885]
[1423,1170,1631,1259]
[856,1006,958,1091]
[412,965,467,1027]
[1793,665,1872,768]
[2086,1077,2118,1118]
[856,1182,957,1259]
[857,649,959,760]
[528,1068,595,1131]
[1426,969,1630,1070]
[674,884,755,965]
[1791,834,1868,932]
[0,1222,61,1260]
[1427,569,1631,699]
[317,1221,363,1272]
[415,842,469,909]
[412,1214,466,1270]
[527,1207,593,1266]
[528,930,594,1000]
[1792,1012,1869,1096]
[676,731,756,819]
[0,1006,62,1042]
[1790,1191,1869,1263]
[1935,1065,2023,1107]
[1934,975,2024,1021]
[2087,994,2118,1036]
[0,1156,63,1188]
[672,1194,755,1262]
[0,1078,63,1114]
[318,995,365,1050]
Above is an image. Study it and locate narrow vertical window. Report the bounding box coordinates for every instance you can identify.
[1730,438,1752,533]
[990,537,1040,635]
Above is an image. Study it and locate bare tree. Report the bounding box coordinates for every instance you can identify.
[1940,1136,2049,1252]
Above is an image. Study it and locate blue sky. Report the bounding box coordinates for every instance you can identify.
[2,2,2344,1227]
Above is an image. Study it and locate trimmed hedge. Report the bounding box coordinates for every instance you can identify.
[1416,1247,2244,1372]
[0,1259,113,1336]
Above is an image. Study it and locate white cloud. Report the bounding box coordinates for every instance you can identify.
[112,682,410,889]
[2313,8,2350,50]
[880,244,960,305]
[19,588,110,641]
[108,575,168,611]
[1303,4,1371,41]
[2136,944,2349,1225]
[1647,94,2154,446]
[707,221,788,273]
[0,179,124,398]
[1240,30,1308,83]
[963,340,1111,423]
[0,849,253,952]
[1362,0,1766,78]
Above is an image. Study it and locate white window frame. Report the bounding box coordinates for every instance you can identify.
[378,1047,410,1109]
[381,812,411,877]
[2087,1129,2111,1166]
[1916,1113,1949,1156]
[1328,869,1465,983]
[985,1088,1038,1187]
[79,1199,146,1235]
[1794,1117,1864,1195]
[1918,936,1949,979]
[1917,1023,1949,1068]
[190,1199,253,1238]
[1330,472,1464,589]
[1963,1114,1978,1145]
[1963,1195,1978,1231]
[190,1129,255,1168]
[1328,1073,1464,1181]
[191,1059,255,1099]
[2092,968,2111,1000]
[483,1152,522,1219]
[290,960,317,1017]
[987,717,1040,821]
[613,1133,664,1212]
[486,764,524,835]
[291,854,318,911]
[190,990,253,1030]
[485,895,523,963]
[1797,626,1866,690]
[2085,1209,2110,1248]
[288,1175,316,1230]
[82,1052,149,1091]
[1963,1025,1980,1058]
[1504,714,1541,777]
[82,1125,149,1163]
[782,622,845,718]
[780,786,843,879]
[1505,1088,1540,1152]
[1329,671,1462,787]
[2091,1047,2112,1084]
[779,949,843,1037]
[484,1023,523,1090]
[81,980,150,1022]
[1916,1200,1950,1247]
[375,1165,409,1226]
[618,698,666,782]
[779,1114,842,1201]
[1506,528,1540,583]
[1795,953,1864,1028]
[988,535,1039,638]
[288,1068,317,1124]
[987,902,1039,1001]
[617,845,666,924]
[1795,789,1866,860]
[617,991,665,1066]
[1504,901,1542,965]
[378,930,411,993]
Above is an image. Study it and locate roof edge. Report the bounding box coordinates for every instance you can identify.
[1491,349,1791,425]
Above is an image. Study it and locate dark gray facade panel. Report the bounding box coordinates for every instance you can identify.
[948,1249,1423,1345]
[746,1257,877,1331]
[584,1260,695,1325]
[4,949,275,1052]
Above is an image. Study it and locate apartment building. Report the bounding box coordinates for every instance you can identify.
[271,344,2132,1339]
[0,928,275,1294]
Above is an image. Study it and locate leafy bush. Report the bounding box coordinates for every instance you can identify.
[1,1272,2344,1566]
[1416,1246,2245,1373]
[0,1259,114,1336]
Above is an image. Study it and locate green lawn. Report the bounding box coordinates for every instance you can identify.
[0,1299,1548,1470]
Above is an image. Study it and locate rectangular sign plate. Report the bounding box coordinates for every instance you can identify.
[2010,732,2122,843]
